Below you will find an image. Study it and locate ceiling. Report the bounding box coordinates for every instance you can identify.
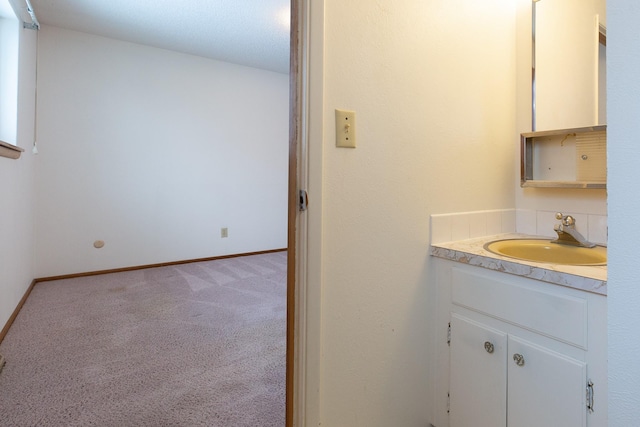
[15,0,291,74]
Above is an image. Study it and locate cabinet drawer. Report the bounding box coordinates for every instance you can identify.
[451,267,587,349]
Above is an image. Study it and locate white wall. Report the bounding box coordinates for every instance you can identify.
[34,27,289,277]
[307,1,517,425]
[607,0,640,423]
[0,24,37,330]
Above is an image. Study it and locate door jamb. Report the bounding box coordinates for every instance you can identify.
[287,0,305,425]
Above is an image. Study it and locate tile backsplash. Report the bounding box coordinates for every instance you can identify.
[430,209,607,245]
[531,210,608,245]
[430,209,516,244]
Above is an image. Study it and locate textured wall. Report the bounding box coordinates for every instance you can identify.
[34,26,289,277]
[608,0,640,423]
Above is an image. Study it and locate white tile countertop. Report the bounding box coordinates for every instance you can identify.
[430,233,607,295]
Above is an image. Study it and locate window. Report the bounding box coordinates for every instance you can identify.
[0,0,21,159]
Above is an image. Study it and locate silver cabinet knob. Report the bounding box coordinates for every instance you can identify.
[513,353,525,366]
[484,341,494,354]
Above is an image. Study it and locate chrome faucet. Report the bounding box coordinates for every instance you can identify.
[552,212,596,248]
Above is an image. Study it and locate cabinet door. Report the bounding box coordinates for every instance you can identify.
[508,335,586,427]
[450,314,507,427]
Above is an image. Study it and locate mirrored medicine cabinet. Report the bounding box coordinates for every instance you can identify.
[521,0,607,188]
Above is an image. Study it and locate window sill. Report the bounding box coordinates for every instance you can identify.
[0,140,25,160]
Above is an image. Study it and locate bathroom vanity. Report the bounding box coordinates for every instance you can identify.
[430,235,607,427]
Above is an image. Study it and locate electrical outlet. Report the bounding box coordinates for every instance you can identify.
[335,108,356,148]
[221,227,228,238]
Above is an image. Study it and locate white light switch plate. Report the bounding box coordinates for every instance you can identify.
[335,109,356,148]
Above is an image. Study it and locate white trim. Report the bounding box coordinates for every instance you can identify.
[294,0,324,425]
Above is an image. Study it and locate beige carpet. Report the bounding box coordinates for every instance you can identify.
[0,252,287,426]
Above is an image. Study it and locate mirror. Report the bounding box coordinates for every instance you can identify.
[533,0,606,131]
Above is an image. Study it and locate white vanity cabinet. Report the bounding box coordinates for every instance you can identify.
[450,314,587,427]
[432,261,607,427]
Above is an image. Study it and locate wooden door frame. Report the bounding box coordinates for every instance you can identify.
[287,0,303,425]
[288,1,321,424]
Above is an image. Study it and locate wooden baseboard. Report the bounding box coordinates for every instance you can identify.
[35,248,287,283]
[0,279,37,345]
[0,249,286,345]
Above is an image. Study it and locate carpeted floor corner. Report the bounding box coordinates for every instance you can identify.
[0,252,287,426]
